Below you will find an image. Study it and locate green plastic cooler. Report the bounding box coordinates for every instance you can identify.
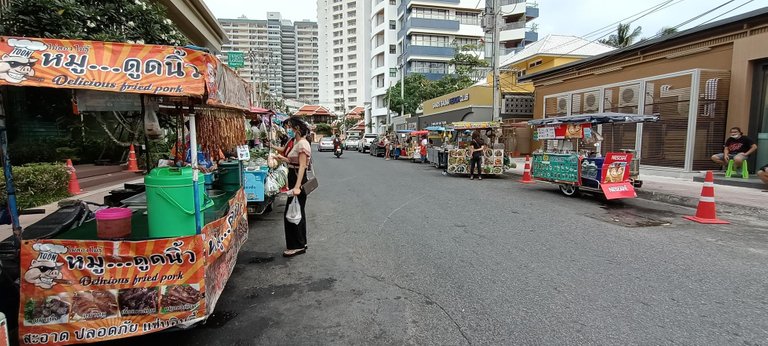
[144,167,214,238]
[217,160,243,192]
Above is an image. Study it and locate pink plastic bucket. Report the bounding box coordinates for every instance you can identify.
[95,208,132,239]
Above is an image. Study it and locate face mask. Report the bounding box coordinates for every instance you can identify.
[731,134,740,139]
[287,129,295,138]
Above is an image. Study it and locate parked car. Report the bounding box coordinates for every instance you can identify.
[370,135,387,157]
[318,137,335,152]
[357,133,378,153]
[344,136,360,150]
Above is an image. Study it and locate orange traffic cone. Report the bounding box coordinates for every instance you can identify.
[126,144,140,172]
[683,171,729,224]
[519,155,535,184]
[66,159,81,195]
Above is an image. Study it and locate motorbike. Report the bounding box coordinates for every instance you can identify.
[334,145,343,158]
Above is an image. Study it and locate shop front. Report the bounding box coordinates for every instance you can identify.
[522,8,768,173]
[419,85,493,130]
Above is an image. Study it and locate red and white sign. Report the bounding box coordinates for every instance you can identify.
[601,182,637,199]
[601,152,633,184]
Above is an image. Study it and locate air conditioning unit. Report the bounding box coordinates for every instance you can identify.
[583,91,600,112]
[556,96,568,114]
[618,85,639,107]
[661,85,691,115]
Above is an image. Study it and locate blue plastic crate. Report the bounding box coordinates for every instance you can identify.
[243,170,268,202]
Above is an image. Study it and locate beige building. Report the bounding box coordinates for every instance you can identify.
[522,8,768,173]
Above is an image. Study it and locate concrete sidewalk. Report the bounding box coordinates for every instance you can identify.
[0,178,143,241]
[505,157,767,216]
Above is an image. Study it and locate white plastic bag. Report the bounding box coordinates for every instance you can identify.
[286,198,302,225]
[265,174,279,196]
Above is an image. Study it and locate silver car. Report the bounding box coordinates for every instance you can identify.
[318,137,335,151]
[344,136,360,150]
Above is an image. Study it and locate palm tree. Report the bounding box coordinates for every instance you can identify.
[657,26,678,37]
[599,23,643,48]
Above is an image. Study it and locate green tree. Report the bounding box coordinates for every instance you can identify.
[657,26,678,37]
[0,0,187,45]
[599,23,643,48]
[385,73,434,116]
[448,43,488,80]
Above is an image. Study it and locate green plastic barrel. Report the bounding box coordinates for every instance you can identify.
[144,167,214,238]
[218,160,242,192]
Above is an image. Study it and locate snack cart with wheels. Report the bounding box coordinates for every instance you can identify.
[424,126,448,169]
[444,122,505,176]
[409,131,429,163]
[527,113,659,199]
[0,36,253,345]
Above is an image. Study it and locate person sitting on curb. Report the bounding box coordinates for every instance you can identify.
[758,164,768,191]
[711,127,757,170]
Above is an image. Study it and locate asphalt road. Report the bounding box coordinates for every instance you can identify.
[109,147,768,345]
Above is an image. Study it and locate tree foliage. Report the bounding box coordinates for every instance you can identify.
[599,23,643,48]
[0,0,187,45]
[657,26,678,37]
[385,44,488,116]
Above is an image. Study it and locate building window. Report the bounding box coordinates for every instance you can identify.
[348,45,357,52]
[349,97,357,103]
[348,63,357,69]
[348,28,356,35]
[348,88,357,94]
[411,34,450,47]
[411,7,449,20]
[390,0,396,4]
[389,44,397,54]
[348,1,356,8]
[529,60,542,68]
[516,70,526,79]
[348,80,357,86]
[412,61,448,74]
[347,10,356,17]
[348,54,357,60]
[456,11,480,25]
[376,75,385,88]
[389,20,396,30]
[348,71,357,77]
[454,37,478,47]
[348,37,356,44]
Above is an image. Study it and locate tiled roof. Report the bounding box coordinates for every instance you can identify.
[294,105,332,116]
[500,34,615,68]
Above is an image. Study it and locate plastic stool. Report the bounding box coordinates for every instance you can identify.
[724,159,749,179]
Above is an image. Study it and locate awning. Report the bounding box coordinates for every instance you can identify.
[528,113,660,126]
[410,130,429,136]
[425,126,446,132]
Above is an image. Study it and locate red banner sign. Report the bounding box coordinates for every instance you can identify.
[601,182,637,199]
[600,152,636,199]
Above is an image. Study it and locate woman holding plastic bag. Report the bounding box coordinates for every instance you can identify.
[273,117,312,257]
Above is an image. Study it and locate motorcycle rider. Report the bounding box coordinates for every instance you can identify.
[333,135,343,155]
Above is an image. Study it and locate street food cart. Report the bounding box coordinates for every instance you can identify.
[0,36,254,345]
[424,126,448,169]
[527,113,659,199]
[408,130,429,163]
[444,122,505,176]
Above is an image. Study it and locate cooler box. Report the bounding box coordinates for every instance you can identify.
[218,160,243,192]
[144,167,214,238]
[243,169,268,202]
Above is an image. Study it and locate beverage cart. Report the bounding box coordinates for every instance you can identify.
[444,122,505,176]
[424,126,448,169]
[527,113,659,199]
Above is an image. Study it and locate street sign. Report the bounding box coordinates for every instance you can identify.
[227,51,244,68]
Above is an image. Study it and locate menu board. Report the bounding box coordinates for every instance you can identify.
[446,148,505,175]
[531,153,580,182]
[17,190,248,345]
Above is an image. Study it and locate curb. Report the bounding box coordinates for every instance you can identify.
[506,171,767,217]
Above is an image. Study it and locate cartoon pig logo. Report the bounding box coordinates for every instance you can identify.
[24,243,67,289]
[0,38,46,83]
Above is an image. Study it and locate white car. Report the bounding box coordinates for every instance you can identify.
[318,137,335,152]
[344,136,360,150]
[357,134,378,153]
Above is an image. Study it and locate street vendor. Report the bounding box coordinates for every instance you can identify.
[711,127,757,170]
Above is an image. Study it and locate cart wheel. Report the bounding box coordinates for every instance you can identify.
[559,184,579,197]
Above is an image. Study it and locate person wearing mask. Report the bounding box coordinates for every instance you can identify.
[469,132,486,180]
[273,117,312,257]
[711,127,757,170]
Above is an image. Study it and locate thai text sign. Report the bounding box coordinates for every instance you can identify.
[0,36,208,97]
[531,153,580,183]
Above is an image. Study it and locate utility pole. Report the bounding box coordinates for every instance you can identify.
[491,0,501,122]
[400,40,405,119]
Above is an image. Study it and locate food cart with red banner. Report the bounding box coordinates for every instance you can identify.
[528,113,658,199]
[0,36,252,345]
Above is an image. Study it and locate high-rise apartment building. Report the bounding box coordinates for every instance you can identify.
[490,0,539,55]
[317,0,372,114]
[219,13,319,105]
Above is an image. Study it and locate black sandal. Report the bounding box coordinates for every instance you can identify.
[283,248,306,257]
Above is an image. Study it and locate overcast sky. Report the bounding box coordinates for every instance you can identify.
[204,0,765,40]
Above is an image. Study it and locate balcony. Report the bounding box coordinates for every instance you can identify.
[406,45,455,59]
[499,27,538,45]
[407,16,460,33]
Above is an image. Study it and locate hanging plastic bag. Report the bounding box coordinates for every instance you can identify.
[265,174,280,196]
[144,98,164,140]
[285,198,302,225]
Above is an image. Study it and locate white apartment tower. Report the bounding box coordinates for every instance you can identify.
[219,13,320,105]
[488,0,539,55]
[318,0,372,114]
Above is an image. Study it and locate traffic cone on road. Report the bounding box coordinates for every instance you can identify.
[126,144,140,172]
[683,171,729,224]
[66,159,81,195]
[519,155,535,184]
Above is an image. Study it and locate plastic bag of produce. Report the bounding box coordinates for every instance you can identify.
[285,198,302,225]
[265,174,280,196]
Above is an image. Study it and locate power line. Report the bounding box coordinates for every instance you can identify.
[697,0,755,26]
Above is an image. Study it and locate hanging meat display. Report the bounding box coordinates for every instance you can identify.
[196,108,247,161]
